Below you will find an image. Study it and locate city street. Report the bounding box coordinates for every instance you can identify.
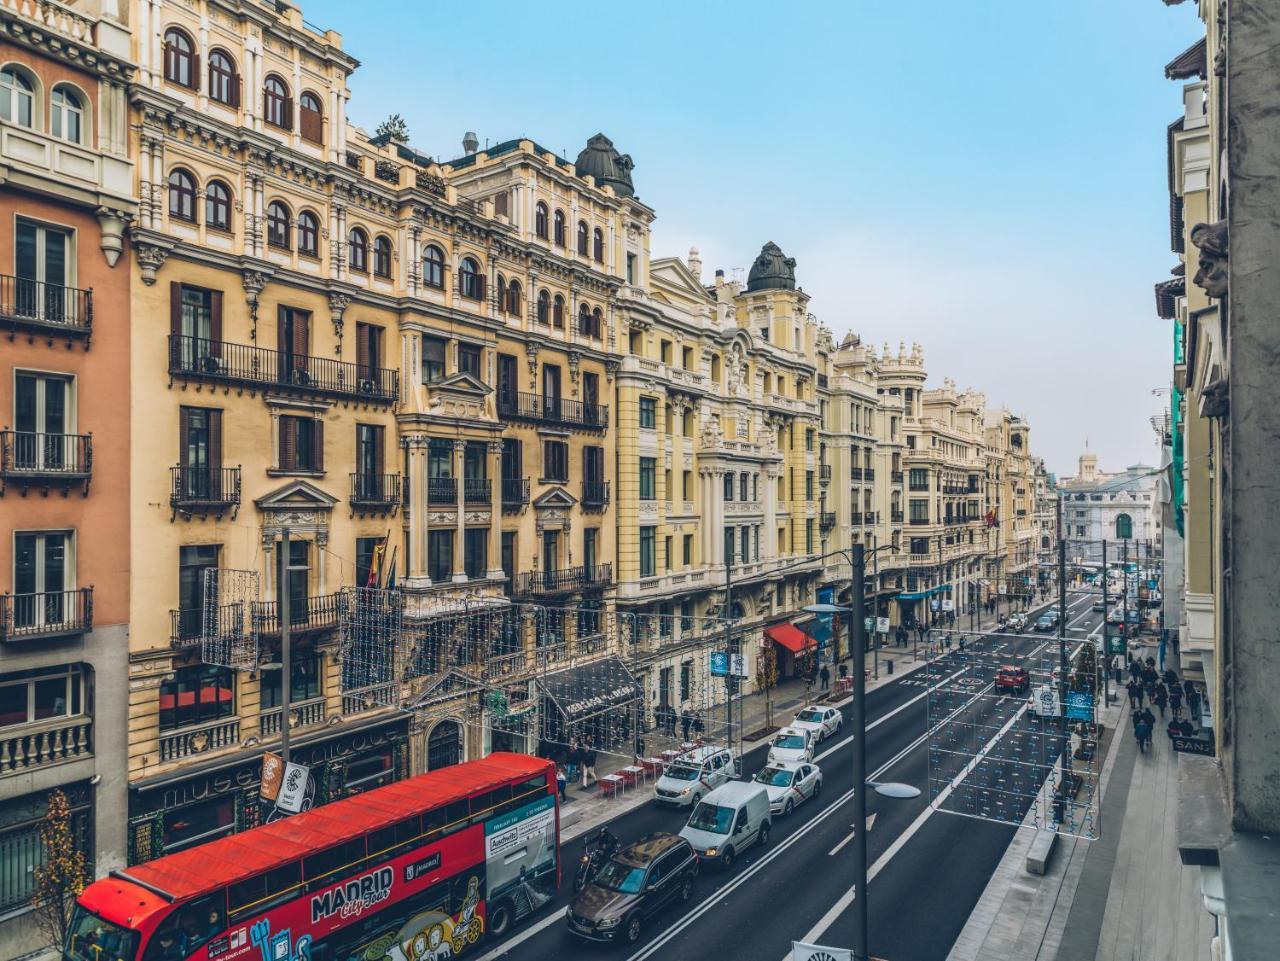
[477,590,1106,961]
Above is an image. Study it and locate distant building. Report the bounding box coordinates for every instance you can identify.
[1057,452,1161,565]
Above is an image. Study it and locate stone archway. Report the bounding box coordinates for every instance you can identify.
[427,718,464,770]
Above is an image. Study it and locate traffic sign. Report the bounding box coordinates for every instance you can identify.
[876,616,890,634]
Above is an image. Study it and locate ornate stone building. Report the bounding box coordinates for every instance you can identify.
[0,0,135,953]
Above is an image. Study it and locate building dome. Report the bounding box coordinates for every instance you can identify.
[746,241,797,292]
[574,133,635,197]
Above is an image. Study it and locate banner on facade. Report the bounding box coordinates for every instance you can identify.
[1031,685,1060,718]
[259,751,285,802]
[276,761,311,813]
[876,616,890,634]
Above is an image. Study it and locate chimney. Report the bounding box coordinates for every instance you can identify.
[462,131,479,156]
[715,269,725,286]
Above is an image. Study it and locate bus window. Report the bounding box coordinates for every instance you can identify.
[368,816,421,865]
[67,906,137,961]
[519,775,550,799]
[425,799,470,838]
[228,862,301,921]
[470,785,514,824]
[304,838,367,890]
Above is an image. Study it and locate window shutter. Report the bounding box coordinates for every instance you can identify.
[373,425,384,473]
[170,281,183,338]
[192,53,201,90]
[280,417,297,470]
[209,289,223,357]
[295,311,310,372]
[314,419,324,472]
[458,265,465,292]
[356,323,369,373]
[209,410,223,470]
[477,273,487,302]
[283,96,293,130]
[178,408,191,470]
[231,73,242,108]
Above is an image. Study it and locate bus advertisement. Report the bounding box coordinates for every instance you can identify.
[64,754,557,961]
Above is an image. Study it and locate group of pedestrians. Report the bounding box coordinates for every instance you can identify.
[1124,652,1203,754]
[654,703,705,742]
[555,740,599,799]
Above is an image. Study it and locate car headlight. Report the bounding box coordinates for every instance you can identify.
[705,848,717,857]
[597,917,621,929]
[679,787,690,795]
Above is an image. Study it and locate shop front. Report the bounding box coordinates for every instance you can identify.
[127,715,409,864]
[765,623,816,679]
[536,656,643,762]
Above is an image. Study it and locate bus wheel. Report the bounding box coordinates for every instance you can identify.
[488,901,514,938]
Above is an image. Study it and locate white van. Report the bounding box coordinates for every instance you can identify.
[678,780,772,869]
[653,746,735,808]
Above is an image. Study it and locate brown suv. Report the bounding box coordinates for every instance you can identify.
[566,833,699,945]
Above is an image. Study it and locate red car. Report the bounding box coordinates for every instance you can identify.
[995,664,1030,695]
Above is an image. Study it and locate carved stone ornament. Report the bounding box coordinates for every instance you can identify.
[416,170,447,196]
[135,242,170,285]
[328,292,352,354]
[1190,220,1228,299]
[96,207,131,267]
[243,269,271,340]
[1199,377,1229,419]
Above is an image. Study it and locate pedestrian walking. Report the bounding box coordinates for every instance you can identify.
[1188,687,1202,722]
[556,765,568,802]
[1135,683,1145,708]
[1154,685,1168,718]
[820,665,831,691]
[567,742,581,784]
[581,746,598,788]
[1169,685,1183,718]
[680,708,692,743]
[1126,680,1139,709]
[1183,678,1196,702]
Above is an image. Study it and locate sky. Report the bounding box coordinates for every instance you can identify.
[302,0,1202,477]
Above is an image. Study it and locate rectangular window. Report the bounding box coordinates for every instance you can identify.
[159,664,235,732]
[0,667,83,730]
[909,500,929,523]
[805,429,815,451]
[909,468,929,491]
[725,528,735,567]
[639,527,656,577]
[806,519,814,554]
[664,535,673,572]
[754,526,760,561]
[910,537,928,554]
[660,341,672,364]
[355,322,383,380]
[639,457,656,500]
[458,342,483,380]
[279,416,323,472]
[13,371,73,471]
[178,544,219,640]
[428,530,453,582]
[423,336,446,383]
[683,534,693,566]
[739,473,748,501]
[680,599,694,634]
[543,440,568,482]
[740,525,749,564]
[806,471,814,499]
[626,252,637,285]
[260,649,321,709]
[356,536,384,589]
[638,396,657,429]
[464,528,487,579]
[13,531,70,630]
[679,662,692,701]
[682,470,693,500]
[583,528,598,571]
[724,473,734,502]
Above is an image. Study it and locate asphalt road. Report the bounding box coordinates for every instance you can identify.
[476,589,1108,961]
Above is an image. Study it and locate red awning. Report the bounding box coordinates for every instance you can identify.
[766,623,815,654]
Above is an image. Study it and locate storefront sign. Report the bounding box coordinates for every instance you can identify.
[260,751,284,802]
[1171,735,1215,757]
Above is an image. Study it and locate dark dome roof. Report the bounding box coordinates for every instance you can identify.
[574,133,635,197]
[746,241,797,292]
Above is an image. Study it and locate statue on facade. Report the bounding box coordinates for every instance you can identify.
[1190,220,1228,299]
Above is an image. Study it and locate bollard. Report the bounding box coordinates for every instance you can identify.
[886,659,894,675]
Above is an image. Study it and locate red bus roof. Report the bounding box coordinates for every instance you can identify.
[96,752,550,921]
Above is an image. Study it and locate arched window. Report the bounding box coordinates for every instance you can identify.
[263,75,290,130]
[422,245,445,289]
[592,307,603,340]
[506,280,522,317]
[373,235,392,278]
[168,168,197,222]
[535,202,548,240]
[0,67,35,127]
[576,220,588,255]
[266,200,291,249]
[50,86,83,143]
[348,227,368,272]
[458,257,483,300]
[495,273,507,313]
[297,211,320,257]
[163,28,196,88]
[208,49,239,107]
[536,289,550,324]
[592,227,604,263]
[299,90,323,144]
[552,294,565,329]
[578,303,591,337]
[205,180,231,232]
[553,209,566,246]
[1115,513,1133,539]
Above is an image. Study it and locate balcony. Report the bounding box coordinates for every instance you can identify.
[252,591,347,637]
[909,517,931,526]
[819,464,832,483]
[0,274,92,343]
[427,477,457,505]
[159,716,240,763]
[463,477,491,505]
[891,471,904,484]
[170,466,241,518]
[582,480,610,510]
[512,563,612,596]
[0,431,92,494]
[1,589,93,643]
[170,602,243,650]
[259,696,327,737]
[502,477,529,510]
[850,467,863,481]
[863,468,875,480]
[497,390,608,432]
[0,715,92,776]
[820,511,837,531]
[891,510,905,524]
[351,472,401,512]
[908,482,930,493]
[168,334,398,405]
[851,512,864,526]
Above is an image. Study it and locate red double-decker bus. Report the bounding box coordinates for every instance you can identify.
[65,753,558,961]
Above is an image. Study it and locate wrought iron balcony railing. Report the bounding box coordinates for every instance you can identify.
[497,390,608,431]
[819,464,832,482]
[1,588,93,643]
[512,563,612,596]
[351,472,401,510]
[427,477,457,505]
[252,591,347,636]
[463,478,491,505]
[0,431,92,491]
[820,511,837,530]
[168,334,398,404]
[170,466,241,516]
[501,477,529,510]
[0,274,92,341]
[582,480,610,509]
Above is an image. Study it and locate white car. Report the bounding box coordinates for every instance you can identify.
[790,705,842,743]
[654,745,736,808]
[767,727,815,765]
[753,761,823,816]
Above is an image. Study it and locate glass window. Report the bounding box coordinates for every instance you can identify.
[266,201,290,249]
[459,258,483,300]
[576,221,588,255]
[208,49,238,106]
[161,796,235,854]
[299,90,323,143]
[422,245,445,289]
[428,530,453,582]
[639,527,656,577]
[205,181,231,231]
[458,343,482,380]
[51,87,83,143]
[0,67,34,127]
[297,211,319,257]
[168,169,196,222]
[464,528,487,579]
[423,336,446,383]
[158,664,235,732]
[543,441,568,481]
[259,649,321,709]
[553,209,565,246]
[638,396,656,429]
[263,74,290,129]
[639,457,656,500]
[163,28,195,87]
[535,202,548,239]
[348,228,368,272]
[374,236,392,277]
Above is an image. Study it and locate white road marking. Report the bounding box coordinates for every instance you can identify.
[828,813,877,856]
[473,908,568,961]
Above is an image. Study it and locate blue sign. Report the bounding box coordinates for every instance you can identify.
[1147,579,1158,590]
[1066,692,1094,721]
[710,651,729,677]
[814,587,836,647]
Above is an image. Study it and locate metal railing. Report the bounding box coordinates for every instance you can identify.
[1,588,93,643]
[0,715,92,776]
[0,274,92,337]
[168,334,398,404]
[850,467,863,480]
[427,477,457,505]
[501,477,529,509]
[463,477,491,505]
[851,512,864,526]
[820,511,837,530]
[863,467,875,480]
[891,471,904,483]
[252,591,347,635]
[582,480,610,508]
[909,517,931,526]
[512,563,612,596]
[891,510,905,523]
[497,390,609,431]
[0,432,92,478]
[170,466,241,511]
[819,464,832,482]
[351,472,401,508]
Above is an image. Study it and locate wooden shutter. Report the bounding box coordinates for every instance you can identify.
[373,425,384,473]
[170,282,183,338]
[209,289,223,357]
[231,74,241,109]
[314,419,324,472]
[356,322,369,374]
[477,273,486,302]
[209,410,223,470]
[191,53,200,90]
[178,408,191,469]
[283,96,294,130]
[280,416,297,471]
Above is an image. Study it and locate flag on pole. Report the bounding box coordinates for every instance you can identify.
[366,538,385,588]
[384,546,398,591]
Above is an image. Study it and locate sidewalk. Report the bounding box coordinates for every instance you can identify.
[947,641,1214,961]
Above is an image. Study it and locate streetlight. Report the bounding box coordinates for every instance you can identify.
[805,545,918,961]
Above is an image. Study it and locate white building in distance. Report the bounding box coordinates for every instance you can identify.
[1058,452,1161,565]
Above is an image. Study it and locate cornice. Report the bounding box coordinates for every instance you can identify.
[0,8,135,83]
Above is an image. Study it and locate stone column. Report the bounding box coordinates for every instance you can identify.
[316,530,328,594]
[262,534,276,603]
[764,466,780,558]
[487,440,505,580]
[453,439,467,582]
[405,436,429,584]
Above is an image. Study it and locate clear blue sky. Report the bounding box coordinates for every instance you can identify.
[303,0,1202,477]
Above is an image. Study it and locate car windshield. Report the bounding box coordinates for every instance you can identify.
[65,907,137,961]
[1000,666,1019,674]
[774,734,806,749]
[665,764,700,781]
[796,710,823,723]
[754,767,795,787]
[687,802,734,834]
[594,859,647,894]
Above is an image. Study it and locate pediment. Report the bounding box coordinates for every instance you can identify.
[651,257,714,304]
[254,479,340,511]
[430,372,492,396]
[408,669,484,707]
[532,486,578,509]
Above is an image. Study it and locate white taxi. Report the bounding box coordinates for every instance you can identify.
[752,761,823,816]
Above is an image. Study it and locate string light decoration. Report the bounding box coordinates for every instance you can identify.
[200,568,260,671]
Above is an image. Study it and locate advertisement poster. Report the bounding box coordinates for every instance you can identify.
[484,795,557,921]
